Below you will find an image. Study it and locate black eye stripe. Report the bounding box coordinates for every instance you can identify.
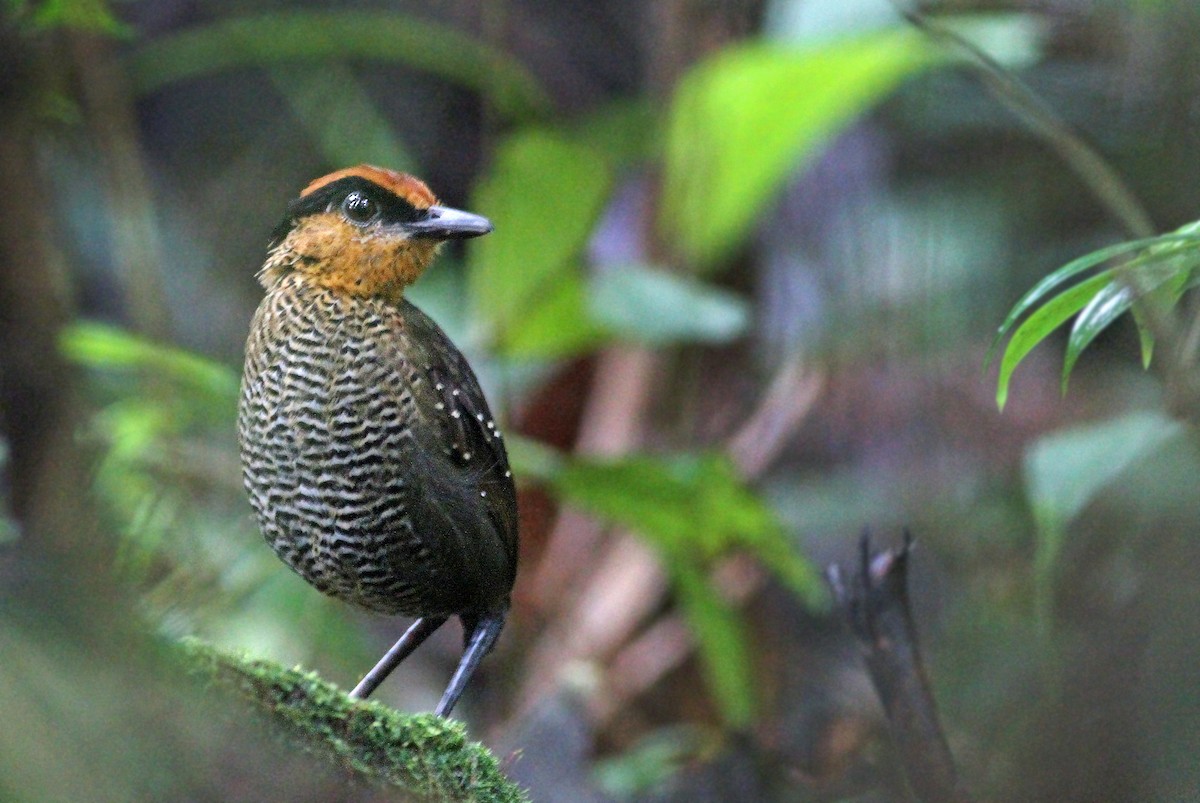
[269,176,428,247]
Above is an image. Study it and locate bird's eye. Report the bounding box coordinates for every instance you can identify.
[341,192,379,225]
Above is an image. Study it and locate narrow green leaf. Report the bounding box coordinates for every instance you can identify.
[1149,219,1200,253]
[1177,268,1200,294]
[1062,280,1136,393]
[672,564,755,727]
[1133,308,1157,369]
[268,63,415,172]
[993,226,1200,401]
[468,130,611,348]
[988,234,1200,363]
[661,30,936,268]
[1063,253,1196,390]
[995,271,1114,409]
[1133,222,1200,367]
[126,11,550,121]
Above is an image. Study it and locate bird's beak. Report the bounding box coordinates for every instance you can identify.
[405,205,494,240]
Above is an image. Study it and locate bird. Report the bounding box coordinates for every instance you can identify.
[237,164,517,718]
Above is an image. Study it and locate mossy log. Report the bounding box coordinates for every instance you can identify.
[179,638,528,802]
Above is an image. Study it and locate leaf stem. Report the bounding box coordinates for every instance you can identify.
[900,4,1155,240]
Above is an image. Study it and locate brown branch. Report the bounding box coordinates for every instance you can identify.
[826,532,972,803]
[728,356,823,477]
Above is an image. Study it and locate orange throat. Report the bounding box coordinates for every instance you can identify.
[262,213,440,303]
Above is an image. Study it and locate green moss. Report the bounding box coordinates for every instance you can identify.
[178,637,528,802]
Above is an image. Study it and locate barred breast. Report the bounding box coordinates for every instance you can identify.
[238,273,517,617]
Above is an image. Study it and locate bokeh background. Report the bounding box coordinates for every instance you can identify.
[3,0,1199,800]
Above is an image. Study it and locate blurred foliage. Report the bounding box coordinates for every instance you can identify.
[553,451,824,725]
[61,322,372,672]
[661,29,938,267]
[26,0,128,35]
[593,725,717,799]
[993,221,1200,408]
[511,432,830,724]
[1022,410,1182,625]
[589,264,750,346]
[125,10,550,121]
[466,128,753,356]
[268,63,416,174]
[183,638,528,802]
[62,321,238,402]
[469,129,613,357]
[552,452,822,604]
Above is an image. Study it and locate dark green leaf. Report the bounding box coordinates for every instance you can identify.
[126,11,550,121]
[1132,305,1157,370]
[661,31,936,268]
[1062,279,1137,391]
[589,264,750,346]
[995,271,1114,410]
[1136,221,1200,360]
[990,233,1200,363]
[992,226,1200,407]
[1063,252,1197,390]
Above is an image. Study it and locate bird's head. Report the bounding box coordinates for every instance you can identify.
[260,165,492,302]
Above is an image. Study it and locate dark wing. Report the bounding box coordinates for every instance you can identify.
[394,299,519,589]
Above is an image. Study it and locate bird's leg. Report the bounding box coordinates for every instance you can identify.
[350,616,447,700]
[434,610,507,718]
